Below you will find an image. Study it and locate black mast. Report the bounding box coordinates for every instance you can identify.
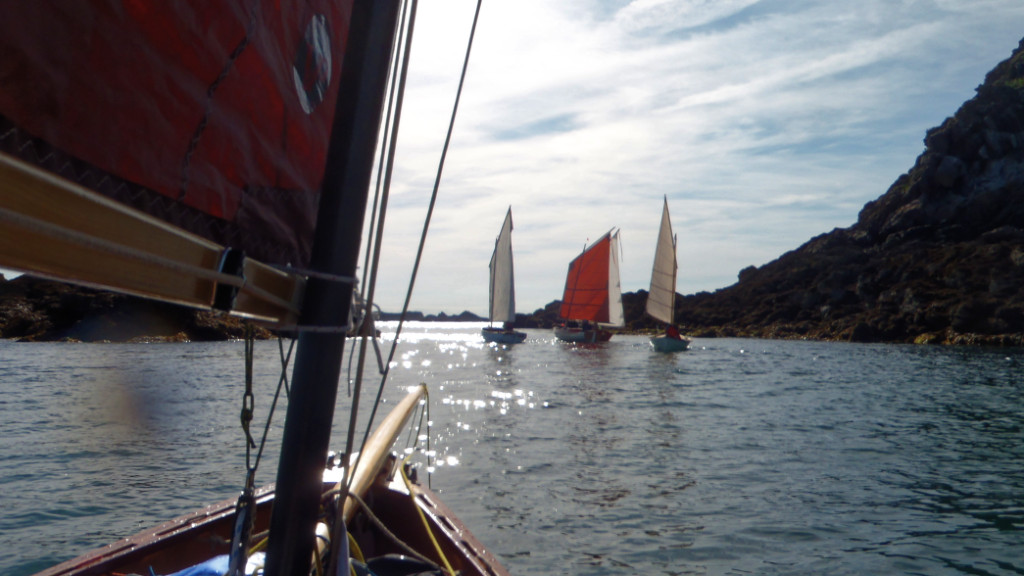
[263,2,401,575]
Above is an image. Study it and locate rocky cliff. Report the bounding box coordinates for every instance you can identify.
[0,274,264,342]
[670,39,1024,345]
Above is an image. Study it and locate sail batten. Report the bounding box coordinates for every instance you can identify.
[646,197,677,325]
[0,152,304,324]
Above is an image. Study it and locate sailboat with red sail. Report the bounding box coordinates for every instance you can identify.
[554,229,624,343]
[0,2,509,576]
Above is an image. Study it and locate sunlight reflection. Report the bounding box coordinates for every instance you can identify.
[371,322,547,488]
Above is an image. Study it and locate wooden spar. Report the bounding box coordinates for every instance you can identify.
[0,152,304,326]
[342,385,427,521]
[262,2,402,576]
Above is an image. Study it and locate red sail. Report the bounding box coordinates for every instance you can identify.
[559,233,612,323]
[0,1,352,267]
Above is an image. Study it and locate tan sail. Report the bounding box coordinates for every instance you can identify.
[646,196,677,325]
[488,207,517,324]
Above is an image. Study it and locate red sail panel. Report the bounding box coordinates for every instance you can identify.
[0,1,353,267]
[559,234,611,323]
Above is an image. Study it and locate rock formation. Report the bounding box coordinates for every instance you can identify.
[0,274,265,342]
[671,39,1024,345]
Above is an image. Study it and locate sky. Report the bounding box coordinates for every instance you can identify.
[365,0,1024,316]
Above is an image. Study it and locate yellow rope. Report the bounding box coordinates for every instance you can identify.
[347,531,364,576]
[347,532,365,563]
[248,535,268,554]
[400,453,456,576]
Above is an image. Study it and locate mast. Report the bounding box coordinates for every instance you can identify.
[263,2,401,575]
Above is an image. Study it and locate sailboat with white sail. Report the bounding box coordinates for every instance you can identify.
[0,2,509,576]
[554,229,624,343]
[482,207,527,344]
[647,197,691,352]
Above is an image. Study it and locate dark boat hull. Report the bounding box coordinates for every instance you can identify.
[650,335,691,352]
[37,472,508,576]
[36,386,510,576]
[553,325,613,343]
[481,326,527,344]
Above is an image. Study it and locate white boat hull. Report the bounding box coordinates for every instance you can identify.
[650,335,690,352]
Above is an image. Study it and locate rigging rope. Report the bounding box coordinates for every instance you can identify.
[227,0,480,568]
[250,336,295,471]
[345,490,445,571]
[354,0,483,490]
[228,331,298,575]
[242,325,256,460]
[340,0,419,487]
[325,2,418,575]
[400,453,456,576]
[227,324,258,576]
[322,392,444,573]
[325,0,483,573]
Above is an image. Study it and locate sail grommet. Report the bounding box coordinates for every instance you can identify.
[214,247,246,312]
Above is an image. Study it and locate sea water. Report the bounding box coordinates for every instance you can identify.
[1,323,1022,575]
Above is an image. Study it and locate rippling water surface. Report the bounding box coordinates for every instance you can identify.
[2,323,1022,575]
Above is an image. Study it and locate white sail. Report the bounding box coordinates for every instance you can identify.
[607,230,625,327]
[488,208,516,324]
[646,196,677,325]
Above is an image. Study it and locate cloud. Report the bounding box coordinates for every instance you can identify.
[363,0,1024,315]
[614,0,764,34]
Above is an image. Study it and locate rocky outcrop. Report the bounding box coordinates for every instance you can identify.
[379,310,487,322]
[0,275,267,342]
[669,39,1024,345]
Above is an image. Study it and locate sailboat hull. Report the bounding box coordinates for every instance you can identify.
[650,335,691,352]
[35,388,510,576]
[35,477,507,576]
[553,325,613,343]
[482,327,527,344]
